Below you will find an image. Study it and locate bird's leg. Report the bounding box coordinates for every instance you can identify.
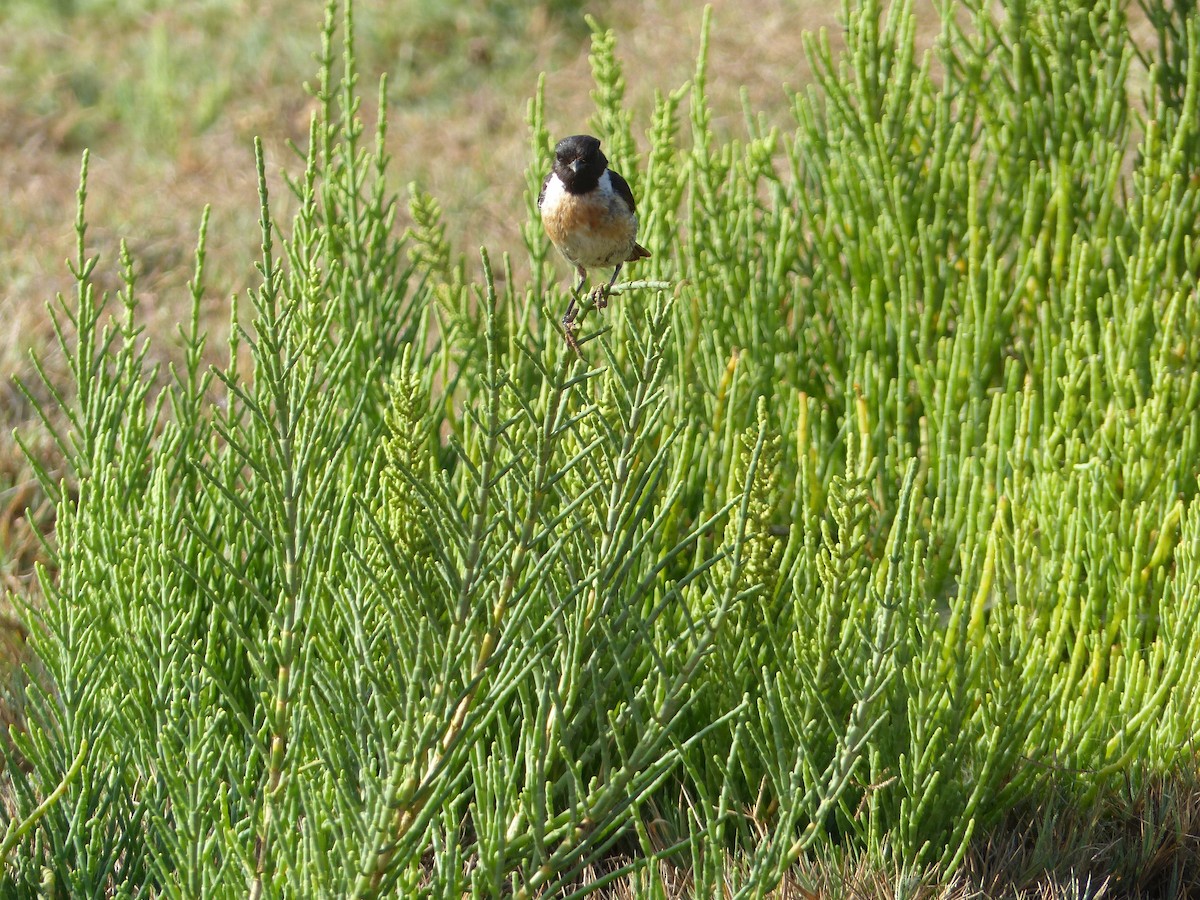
[562,267,588,328]
[562,266,588,356]
[594,263,623,310]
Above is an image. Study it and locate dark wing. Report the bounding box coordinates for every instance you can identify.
[537,171,552,210]
[607,169,637,216]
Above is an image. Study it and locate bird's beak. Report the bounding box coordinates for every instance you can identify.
[568,158,582,174]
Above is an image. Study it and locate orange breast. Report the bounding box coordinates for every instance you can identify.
[541,189,638,270]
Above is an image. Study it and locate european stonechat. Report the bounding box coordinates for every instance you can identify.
[538,134,651,353]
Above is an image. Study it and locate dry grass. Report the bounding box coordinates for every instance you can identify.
[541,768,1200,898]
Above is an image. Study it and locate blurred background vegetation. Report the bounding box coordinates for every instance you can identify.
[0,0,842,337]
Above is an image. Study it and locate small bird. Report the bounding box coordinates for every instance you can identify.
[538,134,651,353]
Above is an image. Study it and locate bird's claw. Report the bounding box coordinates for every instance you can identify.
[560,281,614,357]
[562,311,583,357]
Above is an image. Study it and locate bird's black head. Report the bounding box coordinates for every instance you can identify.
[553,134,607,194]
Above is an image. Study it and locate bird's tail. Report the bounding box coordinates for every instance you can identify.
[627,243,651,262]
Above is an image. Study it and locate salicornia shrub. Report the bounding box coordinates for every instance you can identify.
[3,0,1199,895]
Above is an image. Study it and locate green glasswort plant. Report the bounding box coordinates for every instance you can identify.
[3,0,1200,895]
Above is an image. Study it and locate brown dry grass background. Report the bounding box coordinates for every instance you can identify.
[2,2,1196,896]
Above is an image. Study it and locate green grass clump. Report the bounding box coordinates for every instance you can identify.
[3,0,1200,895]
